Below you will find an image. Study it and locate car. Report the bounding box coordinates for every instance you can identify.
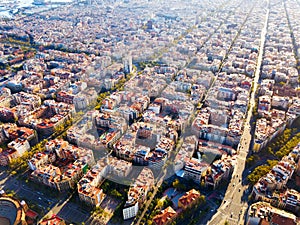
[238,188,241,192]
[230,212,233,218]
[233,183,235,187]
[38,197,42,200]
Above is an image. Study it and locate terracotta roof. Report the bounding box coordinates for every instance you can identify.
[39,215,65,225]
[153,206,177,225]
[25,209,39,219]
[178,189,200,208]
[259,218,270,225]
[271,213,296,225]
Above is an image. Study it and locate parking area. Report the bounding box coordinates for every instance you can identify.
[57,202,90,224]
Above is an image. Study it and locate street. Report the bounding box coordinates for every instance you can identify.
[207,1,269,224]
[0,170,56,214]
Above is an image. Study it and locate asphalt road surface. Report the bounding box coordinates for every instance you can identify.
[207,1,269,224]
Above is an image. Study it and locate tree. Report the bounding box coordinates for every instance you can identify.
[163,197,173,208]
[110,189,122,198]
[267,160,278,168]
[172,179,185,190]
[200,180,205,188]
[147,191,152,200]
[156,199,164,209]
[147,220,153,225]
[247,163,274,184]
[199,195,206,204]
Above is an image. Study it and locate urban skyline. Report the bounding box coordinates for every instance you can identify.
[0,0,299,225]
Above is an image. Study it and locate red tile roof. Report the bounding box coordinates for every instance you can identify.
[25,209,39,219]
[153,206,177,225]
[178,189,201,209]
[271,213,297,225]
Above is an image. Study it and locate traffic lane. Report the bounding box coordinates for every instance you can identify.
[195,205,220,225]
[206,210,224,225]
[7,182,57,210]
[213,167,246,218]
[18,188,49,208]
[226,184,249,218]
[0,182,51,214]
[215,168,247,218]
[19,182,57,204]
[227,202,244,222]
[0,170,8,179]
[0,173,13,187]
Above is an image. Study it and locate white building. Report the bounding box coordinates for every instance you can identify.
[123,202,139,220]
